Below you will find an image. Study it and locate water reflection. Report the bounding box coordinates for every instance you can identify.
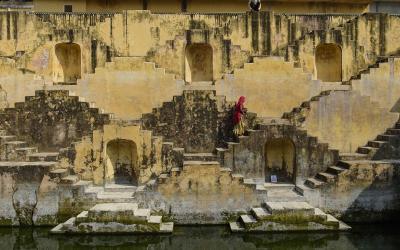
[1,224,399,250]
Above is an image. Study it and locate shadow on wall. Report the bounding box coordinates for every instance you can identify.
[339,161,400,222]
[106,139,138,185]
[265,138,296,183]
[54,43,82,85]
[185,43,213,82]
[315,43,342,82]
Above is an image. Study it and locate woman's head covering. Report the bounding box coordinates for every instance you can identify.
[237,96,246,106]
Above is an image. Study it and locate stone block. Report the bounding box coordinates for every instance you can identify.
[88,203,139,224]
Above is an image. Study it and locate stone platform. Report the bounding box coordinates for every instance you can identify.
[229,201,351,233]
[51,203,174,234]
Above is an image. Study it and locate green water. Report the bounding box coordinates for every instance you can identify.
[1,224,399,250]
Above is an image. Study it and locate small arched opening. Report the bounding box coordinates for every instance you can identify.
[54,43,81,84]
[185,43,213,82]
[265,138,296,183]
[106,139,138,185]
[315,43,342,82]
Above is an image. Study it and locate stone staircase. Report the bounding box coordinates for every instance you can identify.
[304,120,400,189]
[0,125,79,185]
[216,119,339,181]
[75,56,176,86]
[0,89,117,189]
[282,55,399,128]
[0,89,113,148]
[51,202,173,234]
[229,200,351,232]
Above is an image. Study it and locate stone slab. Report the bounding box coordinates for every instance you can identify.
[104,184,137,192]
[240,215,257,224]
[148,216,162,224]
[134,209,151,221]
[76,211,89,223]
[229,222,245,232]
[251,207,271,220]
[160,222,174,233]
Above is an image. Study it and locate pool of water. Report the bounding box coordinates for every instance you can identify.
[1,224,399,250]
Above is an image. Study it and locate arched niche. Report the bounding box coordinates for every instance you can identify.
[315,43,342,82]
[54,43,82,84]
[265,138,296,183]
[106,139,138,185]
[185,43,213,82]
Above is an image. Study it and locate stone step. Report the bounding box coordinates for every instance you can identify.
[1,141,28,160]
[28,152,59,162]
[0,161,58,171]
[15,147,38,161]
[264,183,295,191]
[0,135,17,143]
[326,166,347,175]
[183,161,221,167]
[316,172,336,183]
[49,168,69,179]
[160,222,174,233]
[377,134,398,142]
[229,222,245,232]
[76,211,89,223]
[183,153,218,161]
[386,128,400,135]
[148,215,162,224]
[158,173,169,183]
[134,209,151,221]
[50,223,64,234]
[61,217,76,231]
[251,207,271,220]
[104,184,137,192]
[240,214,258,226]
[263,201,315,215]
[339,153,368,161]
[0,130,7,136]
[326,214,340,227]
[304,177,325,188]
[357,146,374,154]
[96,191,135,202]
[170,167,181,177]
[84,185,104,195]
[367,140,387,148]
[314,208,328,220]
[231,174,244,183]
[4,140,27,148]
[61,175,79,184]
[265,189,306,202]
[88,203,139,223]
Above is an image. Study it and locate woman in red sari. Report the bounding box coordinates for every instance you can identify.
[233,96,246,136]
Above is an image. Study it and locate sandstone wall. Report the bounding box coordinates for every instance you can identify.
[303,91,399,153]
[48,57,183,119]
[216,56,324,118]
[0,162,62,226]
[0,90,110,151]
[304,160,400,222]
[73,123,162,185]
[352,57,400,111]
[154,162,262,224]
[223,123,339,184]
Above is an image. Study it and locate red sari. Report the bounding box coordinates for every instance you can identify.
[233,96,246,136]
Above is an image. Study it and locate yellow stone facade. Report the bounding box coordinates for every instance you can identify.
[0,0,400,227]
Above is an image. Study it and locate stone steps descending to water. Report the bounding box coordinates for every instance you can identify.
[230,200,351,233]
[183,152,218,162]
[305,159,400,189]
[51,202,173,234]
